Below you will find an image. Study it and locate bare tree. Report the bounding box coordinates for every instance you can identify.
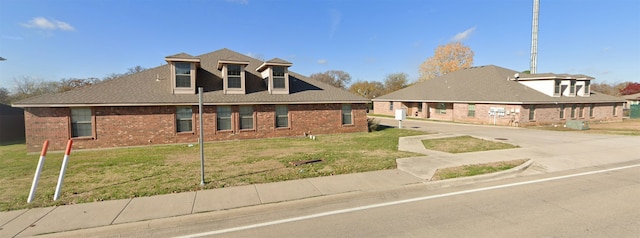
[11,77,60,101]
[58,77,100,92]
[103,65,147,81]
[309,70,352,89]
[0,87,10,104]
[419,42,474,81]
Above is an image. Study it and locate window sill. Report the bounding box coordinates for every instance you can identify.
[342,124,354,127]
[71,136,94,140]
[176,131,194,135]
[275,127,290,130]
[239,129,256,132]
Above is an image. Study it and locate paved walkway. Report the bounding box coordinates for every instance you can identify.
[2,118,639,237]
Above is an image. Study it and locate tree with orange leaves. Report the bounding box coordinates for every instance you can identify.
[419,42,474,81]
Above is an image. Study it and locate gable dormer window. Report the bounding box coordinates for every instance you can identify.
[257,58,292,94]
[273,66,286,89]
[227,64,242,89]
[218,60,249,94]
[175,62,192,88]
[165,53,200,95]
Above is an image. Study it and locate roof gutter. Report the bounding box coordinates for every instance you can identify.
[12,100,370,108]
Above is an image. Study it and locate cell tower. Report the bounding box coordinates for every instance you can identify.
[530,0,540,74]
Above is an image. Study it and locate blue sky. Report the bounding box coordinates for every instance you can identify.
[1,0,639,90]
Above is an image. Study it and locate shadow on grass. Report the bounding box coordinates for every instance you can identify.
[0,139,25,146]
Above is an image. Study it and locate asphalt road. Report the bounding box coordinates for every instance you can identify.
[48,163,640,238]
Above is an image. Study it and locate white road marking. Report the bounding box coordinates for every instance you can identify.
[176,164,640,238]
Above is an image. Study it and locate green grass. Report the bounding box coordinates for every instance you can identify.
[431,159,528,180]
[0,128,424,211]
[421,136,519,153]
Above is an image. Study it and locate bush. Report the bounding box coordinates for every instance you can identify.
[367,118,380,132]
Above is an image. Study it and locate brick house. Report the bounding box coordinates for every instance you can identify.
[372,65,625,126]
[13,49,368,152]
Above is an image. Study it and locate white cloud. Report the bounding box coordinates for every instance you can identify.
[1,35,24,40]
[21,17,75,31]
[317,59,328,65]
[451,26,476,42]
[226,0,248,5]
[329,9,341,39]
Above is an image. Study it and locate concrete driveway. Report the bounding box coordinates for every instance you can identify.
[373,117,640,180]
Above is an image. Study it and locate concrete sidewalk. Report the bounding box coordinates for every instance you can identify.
[1,170,424,238]
[2,118,639,237]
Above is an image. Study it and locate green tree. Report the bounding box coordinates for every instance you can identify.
[348,80,384,99]
[383,72,409,94]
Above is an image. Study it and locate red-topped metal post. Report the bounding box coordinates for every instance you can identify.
[27,140,49,203]
[54,140,73,201]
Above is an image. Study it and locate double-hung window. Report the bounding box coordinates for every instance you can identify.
[71,108,92,137]
[275,105,289,128]
[529,105,535,121]
[613,103,618,116]
[436,103,446,114]
[579,105,584,118]
[584,81,590,95]
[273,67,286,89]
[176,107,193,133]
[570,80,576,95]
[417,103,423,113]
[467,104,476,117]
[571,104,577,118]
[239,106,254,130]
[175,63,191,88]
[342,104,353,125]
[554,80,561,96]
[217,106,232,131]
[589,104,595,117]
[389,101,394,111]
[227,65,242,89]
[559,104,565,119]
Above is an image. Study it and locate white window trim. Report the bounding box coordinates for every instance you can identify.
[223,64,246,94]
[70,107,94,138]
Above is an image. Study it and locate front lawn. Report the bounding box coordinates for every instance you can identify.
[0,128,423,211]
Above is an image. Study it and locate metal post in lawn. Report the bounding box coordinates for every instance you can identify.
[27,140,49,203]
[199,87,205,186]
[53,140,73,201]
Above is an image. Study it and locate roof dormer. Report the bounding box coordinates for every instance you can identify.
[218,59,250,95]
[257,58,293,94]
[165,53,200,95]
[517,73,594,98]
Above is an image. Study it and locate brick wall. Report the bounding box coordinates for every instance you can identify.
[373,100,623,127]
[24,103,368,152]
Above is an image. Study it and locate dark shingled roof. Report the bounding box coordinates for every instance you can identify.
[165,52,198,59]
[265,58,292,64]
[14,48,368,107]
[373,65,624,104]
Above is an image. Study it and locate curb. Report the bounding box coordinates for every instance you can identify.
[427,159,534,186]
